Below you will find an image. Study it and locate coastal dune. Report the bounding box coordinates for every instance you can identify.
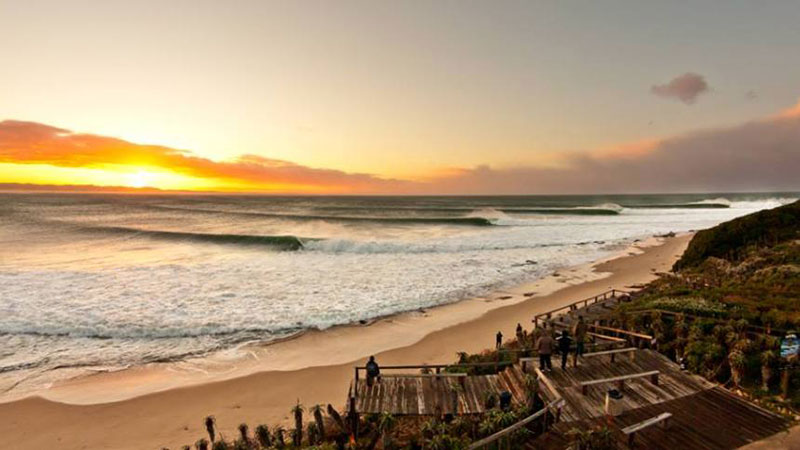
[0,235,691,450]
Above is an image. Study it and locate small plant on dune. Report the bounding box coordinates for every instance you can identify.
[311,404,326,439]
[254,424,271,448]
[378,412,397,450]
[211,440,229,450]
[274,426,286,448]
[237,423,249,446]
[729,348,747,387]
[307,422,319,445]
[761,350,777,390]
[292,400,305,446]
[204,416,217,442]
[195,438,209,450]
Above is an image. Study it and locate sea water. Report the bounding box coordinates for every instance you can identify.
[0,193,795,397]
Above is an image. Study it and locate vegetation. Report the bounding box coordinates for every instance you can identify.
[613,200,800,411]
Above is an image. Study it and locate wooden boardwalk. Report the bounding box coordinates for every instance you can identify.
[350,365,529,415]
[536,387,787,449]
[533,349,716,422]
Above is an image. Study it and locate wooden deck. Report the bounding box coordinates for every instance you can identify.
[533,349,716,422]
[535,387,788,449]
[350,365,529,415]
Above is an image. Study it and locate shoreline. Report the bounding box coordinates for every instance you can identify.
[0,233,692,450]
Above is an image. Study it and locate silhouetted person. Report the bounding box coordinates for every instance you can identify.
[366,355,380,387]
[556,330,573,369]
[496,330,503,349]
[536,332,554,371]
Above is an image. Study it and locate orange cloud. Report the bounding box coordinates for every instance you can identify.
[0,120,409,193]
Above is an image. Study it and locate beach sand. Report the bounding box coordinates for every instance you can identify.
[0,234,691,450]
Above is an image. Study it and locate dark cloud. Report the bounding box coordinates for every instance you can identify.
[416,104,800,194]
[650,73,710,104]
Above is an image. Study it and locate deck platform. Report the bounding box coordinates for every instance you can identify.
[536,387,787,449]
[534,349,716,422]
[350,365,529,415]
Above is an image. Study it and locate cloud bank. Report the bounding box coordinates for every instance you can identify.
[2,100,800,194]
[0,121,410,193]
[651,73,710,104]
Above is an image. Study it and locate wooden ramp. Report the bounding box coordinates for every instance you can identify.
[535,387,788,449]
[350,365,529,415]
[533,349,716,422]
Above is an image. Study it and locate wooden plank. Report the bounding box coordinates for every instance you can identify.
[587,331,626,342]
[381,373,468,378]
[622,412,672,434]
[467,398,564,449]
[587,324,653,340]
[582,347,637,357]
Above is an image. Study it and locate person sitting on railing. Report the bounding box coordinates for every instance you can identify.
[366,355,381,387]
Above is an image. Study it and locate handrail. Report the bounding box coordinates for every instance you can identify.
[532,288,632,328]
[587,324,653,340]
[352,361,515,393]
[467,398,565,449]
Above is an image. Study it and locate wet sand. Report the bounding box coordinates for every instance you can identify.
[0,234,691,450]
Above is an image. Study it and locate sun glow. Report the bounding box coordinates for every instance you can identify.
[125,170,156,188]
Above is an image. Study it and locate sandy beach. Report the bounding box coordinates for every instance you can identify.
[0,234,691,450]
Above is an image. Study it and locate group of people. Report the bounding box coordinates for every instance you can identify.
[535,316,587,371]
[496,316,588,372]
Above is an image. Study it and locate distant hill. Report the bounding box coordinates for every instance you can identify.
[675,200,800,270]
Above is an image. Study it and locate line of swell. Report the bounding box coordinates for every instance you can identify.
[149,205,496,226]
[626,203,730,209]
[256,205,622,215]
[77,225,307,250]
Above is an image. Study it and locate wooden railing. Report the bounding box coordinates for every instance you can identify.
[532,288,631,329]
[468,366,566,449]
[352,361,515,393]
[466,398,565,449]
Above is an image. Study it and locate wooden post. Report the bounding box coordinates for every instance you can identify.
[349,395,359,440]
[354,367,359,393]
[781,368,791,399]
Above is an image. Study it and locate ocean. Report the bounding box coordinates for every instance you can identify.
[0,192,795,397]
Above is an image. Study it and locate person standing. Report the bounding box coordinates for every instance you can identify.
[556,330,573,369]
[365,355,381,387]
[496,330,503,349]
[536,332,554,371]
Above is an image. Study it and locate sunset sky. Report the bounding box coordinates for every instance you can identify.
[1,1,800,194]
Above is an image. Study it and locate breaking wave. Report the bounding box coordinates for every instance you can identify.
[79,226,308,250]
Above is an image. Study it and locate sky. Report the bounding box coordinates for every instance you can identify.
[1,0,799,194]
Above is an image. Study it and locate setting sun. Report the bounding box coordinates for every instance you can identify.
[125,170,155,188]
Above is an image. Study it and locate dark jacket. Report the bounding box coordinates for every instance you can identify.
[556,334,572,352]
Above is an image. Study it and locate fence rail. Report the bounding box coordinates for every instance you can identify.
[467,398,565,449]
[532,288,631,329]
